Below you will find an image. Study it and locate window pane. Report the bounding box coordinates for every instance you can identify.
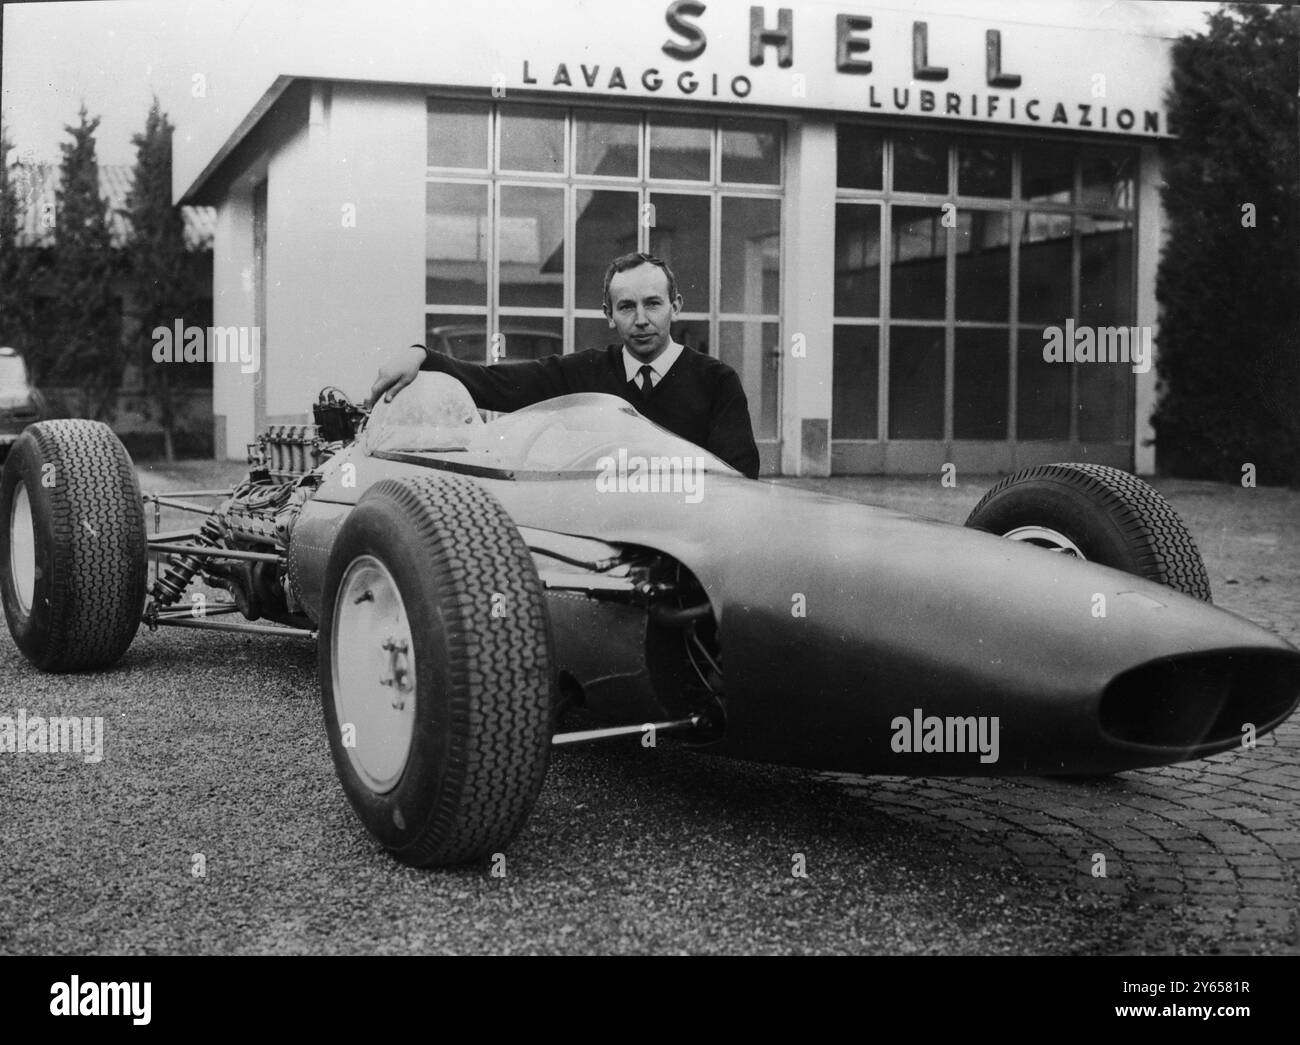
[670,318,709,355]
[891,205,946,320]
[720,118,780,184]
[425,313,488,362]
[1017,334,1070,439]
[893,131,948,194]
[1078,218,1133,326]
[834,203,881,317]
[832,325,879,439]
[493,316,564,362]
[649,117,711,181]
[1077,358,1132,442]
[649,193,711,310]
[955,210,1010,321]
[1018,212,1072,324]
[954,328,1008,439]
[1021,142,1074,204]
[575,315,618,353]
[575,189,639,312]
[888,326,945,439]
[426,182,488,305]
[837,124,883,190]
[499,185,564,309]
[1080,147,1135,211]
[719,321,779,439]
[427,100,489,169]
[957,140,1011,197]
[721,197,780,313]
[575,110,639,177]
[500,106,565,174]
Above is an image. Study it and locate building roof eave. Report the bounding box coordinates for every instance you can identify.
[176,74,300,207]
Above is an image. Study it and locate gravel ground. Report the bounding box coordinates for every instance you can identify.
[1,461,1297,954]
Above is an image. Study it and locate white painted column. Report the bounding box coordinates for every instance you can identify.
[780,117,837,476]
[1133,143,1162,475]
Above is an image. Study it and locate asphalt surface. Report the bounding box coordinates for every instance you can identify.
[1,464,1298,954]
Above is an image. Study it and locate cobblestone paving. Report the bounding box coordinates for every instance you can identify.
[780,476,1300,954]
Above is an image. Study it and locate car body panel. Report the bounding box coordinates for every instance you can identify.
[293,438,1300,777]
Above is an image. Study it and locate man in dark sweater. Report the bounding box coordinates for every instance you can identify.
[369,253,761,479]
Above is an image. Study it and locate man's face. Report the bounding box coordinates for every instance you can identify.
[605,264,681,362]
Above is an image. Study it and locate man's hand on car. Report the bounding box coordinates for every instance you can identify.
[367,345,428,408]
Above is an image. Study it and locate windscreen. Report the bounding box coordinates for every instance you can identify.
[362,371,736,475]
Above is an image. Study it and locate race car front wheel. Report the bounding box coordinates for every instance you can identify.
[0,420,147,671]
[964,462,1212,602]
[318,474,555,867]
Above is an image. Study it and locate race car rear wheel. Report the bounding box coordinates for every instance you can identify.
[0,420,147,671]
[964,462,1212,602]
[318,474,554,867]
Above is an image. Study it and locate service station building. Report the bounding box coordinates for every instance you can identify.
[176,0,1184,476]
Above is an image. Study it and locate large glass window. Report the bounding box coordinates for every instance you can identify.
[428,102,784,443]
[833,127,1136,450]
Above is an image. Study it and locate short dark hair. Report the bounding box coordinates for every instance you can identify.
[601,252,681,314]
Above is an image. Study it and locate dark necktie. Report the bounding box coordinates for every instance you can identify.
[637,364,655,398]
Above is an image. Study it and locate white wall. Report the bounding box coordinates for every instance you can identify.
[212,190,256,458]
[261,83,427,424]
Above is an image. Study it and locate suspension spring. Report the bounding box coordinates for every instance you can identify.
[148,516,226,610]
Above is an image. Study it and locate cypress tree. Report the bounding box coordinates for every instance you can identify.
[1153,3,1300,486]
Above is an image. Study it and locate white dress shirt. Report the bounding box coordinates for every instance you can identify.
[622,339,684,389]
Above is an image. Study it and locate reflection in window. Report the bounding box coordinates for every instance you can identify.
[425,314,489,362]
[721,197,780,313]
[1017,338,1070,439]
[500,107,565,173]
[575,316,618,353]
[1021,142,1074,204]
[832,326,878,438]
[1080,148,1135,211]
[720,119,781,184]
[498,185,564,309]
[1018,212,1072,323]
[575,109,638,177]
[889,326,945,439]
[649,118,711,181]
[720,322,779,439]
[837,125,883,190]
[1077,356,1132,441]
[649,194,711,310]
[427,100,489,169]
[834,204,881,317]
[575,190,638,311]
[893,131,948,194]
[493,318,564,363]
[954,211,1010,321]
[669,319,709,355]
[954,329,1008,439]
[426,182,488,305]
[957,141,1011,197]
[891,206,946,320]
[1078,218,1133,326]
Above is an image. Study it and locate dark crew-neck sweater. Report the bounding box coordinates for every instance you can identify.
[416,343,761,479]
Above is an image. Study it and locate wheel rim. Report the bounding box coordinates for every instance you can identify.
[331,555,417,794]
[9,481,36,614]
[1001,525,1086,559]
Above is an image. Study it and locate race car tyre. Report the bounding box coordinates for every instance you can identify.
[0,420,148,671]
[319,474,555,867]
[964,462,1212,602]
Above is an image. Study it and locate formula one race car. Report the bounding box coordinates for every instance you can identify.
[3,374,1299,867]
